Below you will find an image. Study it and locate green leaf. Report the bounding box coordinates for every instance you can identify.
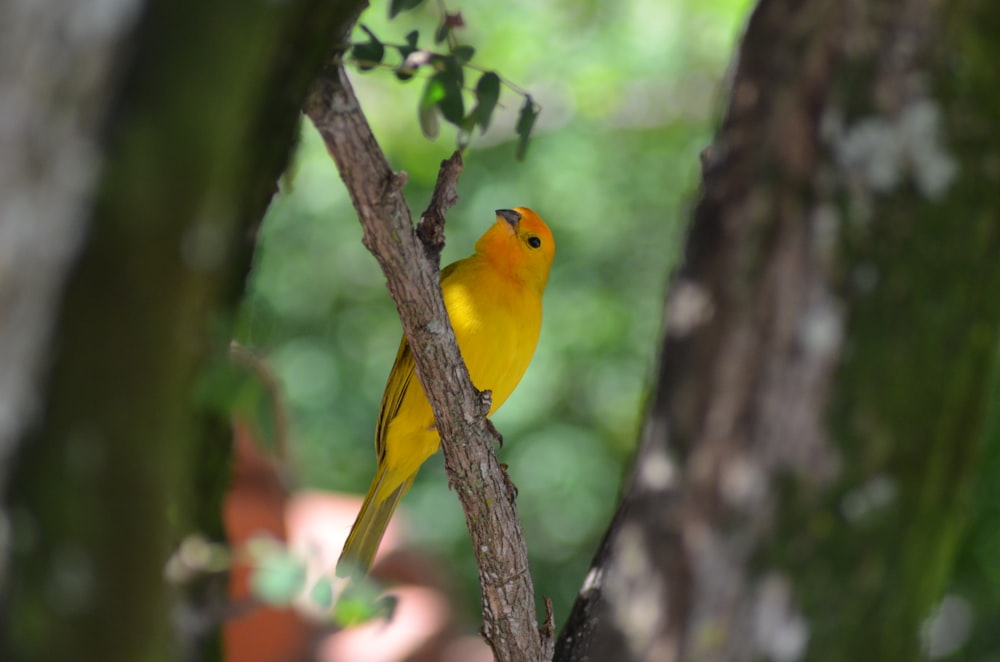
[419,76,445,139]
[247,543,307,607]
[331,574,392,626]
[388,0,425,20]
[309,577,334,609]
[434,21,450,44]
[334,594,399,627]
[352,27,385,71]
[351,44,384,71]
[437,53,464,85]
[453,45,475,64]
[435,69,465,125]
[515,96,540,161]
[380,594,399,622]
[404,30,419,49]
[470,71,501,133]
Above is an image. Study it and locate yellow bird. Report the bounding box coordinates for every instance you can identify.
[337,207,555,576]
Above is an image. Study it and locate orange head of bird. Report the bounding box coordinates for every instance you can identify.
[474,207,555,295]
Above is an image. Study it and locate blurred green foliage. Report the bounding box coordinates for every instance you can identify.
[237,0,752,627]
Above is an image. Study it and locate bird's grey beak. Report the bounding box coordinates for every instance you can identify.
[496,208,522,230]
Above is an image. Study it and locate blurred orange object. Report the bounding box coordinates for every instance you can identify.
[223,422,313,662]
[222,419,492,662]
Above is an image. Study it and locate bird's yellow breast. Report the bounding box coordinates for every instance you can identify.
[378,255,542,482]
[444,258,542,414]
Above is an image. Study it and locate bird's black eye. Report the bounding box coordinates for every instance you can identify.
[528,236,542,249]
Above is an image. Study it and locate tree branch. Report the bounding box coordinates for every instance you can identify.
[415,152,461,263]
[304,61,547,662]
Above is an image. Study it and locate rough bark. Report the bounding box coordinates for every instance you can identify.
[556,0,1000,660]
[0,0,366,660]
[304,62,550,662]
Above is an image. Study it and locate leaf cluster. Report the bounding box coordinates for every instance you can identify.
[348,1,538,159]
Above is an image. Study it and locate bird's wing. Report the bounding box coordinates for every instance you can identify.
[439,260,460,284]
[374,261,462,460]
[374,337,415,462]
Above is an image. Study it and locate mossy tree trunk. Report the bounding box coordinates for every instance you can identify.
[556,0,1000,660]
[0,0,365,660]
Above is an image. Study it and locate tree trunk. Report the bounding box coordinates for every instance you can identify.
[0,1,365,659]
[556,0,1000,660]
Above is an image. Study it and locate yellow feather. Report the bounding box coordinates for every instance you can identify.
[337,208,555,577]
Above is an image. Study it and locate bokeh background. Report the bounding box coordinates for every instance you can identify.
[236,0,753,628]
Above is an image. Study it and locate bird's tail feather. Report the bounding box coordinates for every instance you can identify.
[336,468,414,578]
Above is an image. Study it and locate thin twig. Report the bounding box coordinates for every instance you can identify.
[416,152,462,262]
[228,341,290,465]
[304,61,547,662]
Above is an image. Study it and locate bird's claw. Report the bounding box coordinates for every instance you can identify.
[500,462,518,502]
